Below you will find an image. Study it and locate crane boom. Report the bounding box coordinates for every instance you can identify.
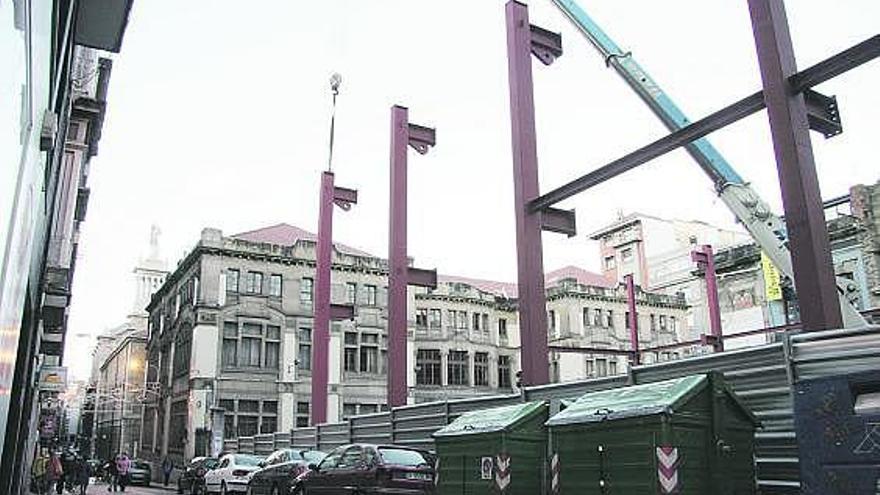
[549,0,866,328]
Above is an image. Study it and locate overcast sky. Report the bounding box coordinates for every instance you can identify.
[64,0,880,380]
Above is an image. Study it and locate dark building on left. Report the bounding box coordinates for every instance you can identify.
[0,1,133,493]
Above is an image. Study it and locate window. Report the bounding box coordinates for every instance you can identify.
[498,318,508,340]
[474,352,489,386]
[359,333,379,373]
[659,315,668,331]
[300,278,314,305]
[342,403,357,420]
[604,255,616,270]
[265,325,280,368]
[238,415,258,437]
[583,307,591,327]
[298,328,312,371]
[222,322,238,367]
[415,349,441,386]
[269,274,282,297]
[416,309,428,328]
[226,269,239,293]
[346,282,357,304]
[240,323,262,367]
[365,285,377,306]
[548,310,556,332]
[429,309,442,329]
[606,310,614,329]
[670,316,677,332]
[296,402,310,428]
[246,271,263,294]
[498,356,511,389]
[609,360,618,376]
[472,313,481,331]
[625,311,631,329]
[456,311,468,330]
[448,351,469,385]
[585,360,595,378]
[596,359,608,377]
[360,404,378,415]
[593,309,602,327]
[344,332,358,372]
[447,310,456,328]
[621,247,633,261]
[173,328,191,377]
[261,416,277,434]
[220,399,236,438]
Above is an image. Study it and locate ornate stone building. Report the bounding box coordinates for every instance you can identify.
[140,223,689,461]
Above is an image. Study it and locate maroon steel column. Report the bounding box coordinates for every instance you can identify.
[747,0,843,331]
[311,171,335,425]
[624,274,640,365]
[692,245,723,352]
[388,105,436,408]
[505,0,550,386]
[311,171,357,425]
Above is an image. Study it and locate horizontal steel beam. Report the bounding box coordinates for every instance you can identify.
[529,35,880,213]
[329,303,354,321]
[407,267,438,289]
[549,345,633,356]
[540,207,577,237]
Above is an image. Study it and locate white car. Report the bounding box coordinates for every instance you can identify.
[204,453,264,494]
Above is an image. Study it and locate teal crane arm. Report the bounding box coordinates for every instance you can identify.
[550,0,744,187]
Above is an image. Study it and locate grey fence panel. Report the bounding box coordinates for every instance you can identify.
[317,422,351,452]
[292,427,317,449]
[223,438,239,453]
[273,432,290,450]
[238,436,255,454]
[392,402,449,450]
[254,433,275,456]
[351,412,392,444]
[791,326,880,381]
[525,375,629,402]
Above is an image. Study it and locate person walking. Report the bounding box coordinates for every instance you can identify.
[49,452,64,495]
[31,449,50,495]
[162,456,174,487]
[104,458,118,492]
[76,457,91,495]
[116,452,132,492]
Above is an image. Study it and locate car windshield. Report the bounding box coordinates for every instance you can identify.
[133,461,150,469]
[202,459,218,469]
[233,455,262,466]
[301,451,326,464]
[378,448,429,467]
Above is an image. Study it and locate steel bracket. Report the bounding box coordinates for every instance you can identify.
[539,207,576,237]
[407,267,438,289]
[329,303,355,321]
[333,186,358,211]
[530,24,563,65]
[803,89,842,138]
[407,123,436,155]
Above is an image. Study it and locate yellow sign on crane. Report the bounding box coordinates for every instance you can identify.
[761,251,783,301]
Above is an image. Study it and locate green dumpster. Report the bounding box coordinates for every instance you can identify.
[546,373,758,495]
[433,401,548,495]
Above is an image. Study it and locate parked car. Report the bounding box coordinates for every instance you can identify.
[128,460,153,486]
[248,449,325,495]
[294,444,435,495]
[204,453,264,494]
[178,456,219,494]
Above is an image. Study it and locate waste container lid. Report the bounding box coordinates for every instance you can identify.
[433,401,546,437]
[546,375,708,426]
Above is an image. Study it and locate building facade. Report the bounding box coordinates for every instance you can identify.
[141,224,689,461]
[0,2,132,492]
[94,334,147,460]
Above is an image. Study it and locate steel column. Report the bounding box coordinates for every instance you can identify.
[624,274,640,365]
[747,0,843,331]
[387,105,436,408]
[311,171,357,425]
[505,0,550,386]
[692,245,723,352]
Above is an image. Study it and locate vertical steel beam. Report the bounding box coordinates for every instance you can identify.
[692,245,724,352]
[624,274,640,365]
[311,171,335,425]
[387,106,410,408]
[505,0,550,386]
[387,105,436,408]
[747,0,843,331]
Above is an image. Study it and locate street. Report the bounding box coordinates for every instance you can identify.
[79,481,176,495]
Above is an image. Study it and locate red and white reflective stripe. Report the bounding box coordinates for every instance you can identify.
[495,453,511,492]
[656,446,680,494]
[550,453,560,494]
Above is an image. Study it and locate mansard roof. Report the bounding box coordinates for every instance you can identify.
[231,223,376,258]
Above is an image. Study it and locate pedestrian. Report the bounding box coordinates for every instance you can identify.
[162,456,174,487]
[49,451,64,495]
[31,448,50,495]
[116,452,131,492]
[104,458,118,492]
[77,457,91,495]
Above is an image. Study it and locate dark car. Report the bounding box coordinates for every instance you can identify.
[128,460,152,486]
[178,457,219,494]
[247,449,325,495]
[294,444,435,495]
